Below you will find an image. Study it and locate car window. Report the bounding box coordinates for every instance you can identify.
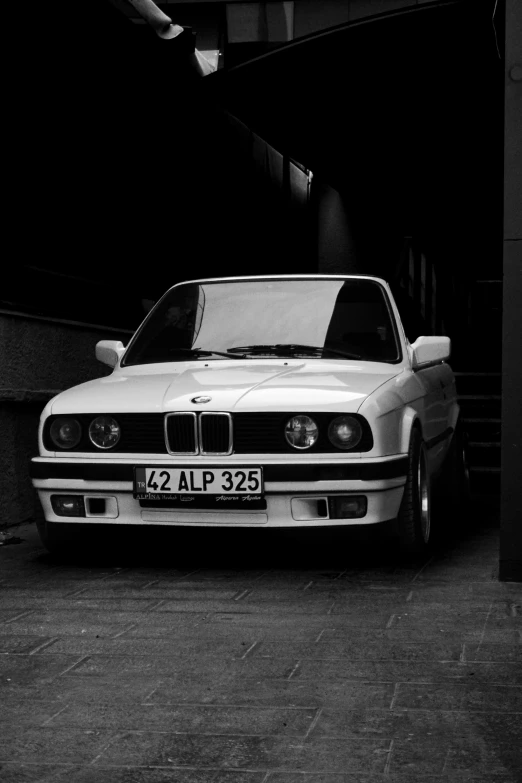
[122,279,401,365]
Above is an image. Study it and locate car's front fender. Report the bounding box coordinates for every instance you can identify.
[357,370,424,457]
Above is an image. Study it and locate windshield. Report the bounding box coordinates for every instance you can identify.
[122,279,401,366]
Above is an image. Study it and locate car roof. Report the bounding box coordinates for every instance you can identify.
[165,274,390,291]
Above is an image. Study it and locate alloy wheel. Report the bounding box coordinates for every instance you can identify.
[418,444,431,543]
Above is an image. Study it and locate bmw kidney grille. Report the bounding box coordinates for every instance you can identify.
[165,412,233,455]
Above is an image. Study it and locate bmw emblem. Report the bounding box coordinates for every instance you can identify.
[191,396,212,404]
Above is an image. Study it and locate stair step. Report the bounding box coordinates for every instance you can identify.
[455,373,501,395]
[462,418,502,422]
[458,394,501,400]
[468,443,500,467]
[458,398,501,418]
[469,442,500,448]
[469,467,500,496]
[452,355,502,372]
[462,421,502,444]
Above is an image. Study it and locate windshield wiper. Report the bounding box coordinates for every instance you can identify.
[227,344,361,360]
[166,348,244,360]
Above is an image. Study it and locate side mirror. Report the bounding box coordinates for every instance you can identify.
[95,340,125,368]
[410,336,451,369]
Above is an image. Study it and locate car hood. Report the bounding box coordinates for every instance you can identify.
[51,361,403,414]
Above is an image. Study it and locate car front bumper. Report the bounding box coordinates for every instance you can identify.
[31,456,407,528]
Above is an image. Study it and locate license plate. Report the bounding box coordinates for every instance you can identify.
[134,467,263,499]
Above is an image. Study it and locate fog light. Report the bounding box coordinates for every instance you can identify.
[51,495,85,517]
[328,496,367,519]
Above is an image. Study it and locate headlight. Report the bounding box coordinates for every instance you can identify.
[88,416,121,449]
[285,415,319,450]
[328,416,363,450]
[49,417,82,449]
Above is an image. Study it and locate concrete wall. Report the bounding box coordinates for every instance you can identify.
[315,182,363,275]
[0,312,132,528]
[500,0,522,581]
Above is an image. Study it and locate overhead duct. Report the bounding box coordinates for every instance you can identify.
[110,0,216,75]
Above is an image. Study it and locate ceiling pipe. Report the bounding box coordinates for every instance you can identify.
[116,0,216,76]
[126,0,184,39]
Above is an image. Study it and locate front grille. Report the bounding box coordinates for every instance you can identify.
[200,413,232,455]
[44,412,372,454]
[233,414,287,452]
[166,412,232,455]
[165,413,197,454]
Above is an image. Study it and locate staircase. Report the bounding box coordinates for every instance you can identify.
[455,371,501,497]
[392,245,502,498]
[453,279,502,497]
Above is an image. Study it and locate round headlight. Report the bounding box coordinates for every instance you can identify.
[50,417,82,449]
[328,416,363,450]
[285,415,319,450]
[89,416,121,449]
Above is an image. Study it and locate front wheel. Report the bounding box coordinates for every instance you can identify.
[443,421,470,506]
[436,420,471,535]
[36,519,84,557]
[397,428,431,555]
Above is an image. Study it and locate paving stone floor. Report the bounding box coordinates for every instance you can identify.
[0,506,520,783]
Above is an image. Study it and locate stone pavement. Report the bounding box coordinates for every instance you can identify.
[0,507,520,783]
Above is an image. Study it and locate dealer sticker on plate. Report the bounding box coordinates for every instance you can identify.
[134,467,263,500]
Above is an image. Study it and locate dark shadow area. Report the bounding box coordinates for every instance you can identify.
[206,0,504,368]
[5,0,214,328]
[34,497,500,572]
[209,0,503,267]
[5,1,503,339]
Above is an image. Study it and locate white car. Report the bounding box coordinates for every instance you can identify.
[31,275,466,555]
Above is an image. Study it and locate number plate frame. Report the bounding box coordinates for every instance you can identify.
[133,466,264,501]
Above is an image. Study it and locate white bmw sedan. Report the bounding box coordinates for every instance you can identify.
[31,275,466,555]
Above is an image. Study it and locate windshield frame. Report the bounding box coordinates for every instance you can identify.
[120,276,404,368]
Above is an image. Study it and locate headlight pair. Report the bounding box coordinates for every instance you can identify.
[284,415,363,451]
[48,413,365,452]
[49,416,121,450]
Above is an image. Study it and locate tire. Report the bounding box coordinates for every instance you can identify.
[36,519,83,557]
[397,427,432,556]
[438,419,471,530]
